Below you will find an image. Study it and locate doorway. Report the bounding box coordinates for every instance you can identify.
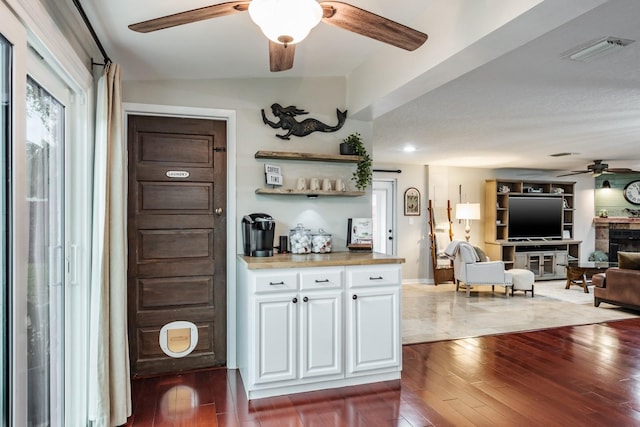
[127,114,227,376]
[372,179,397,255]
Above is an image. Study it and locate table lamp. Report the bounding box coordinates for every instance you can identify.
[456,203,481,242]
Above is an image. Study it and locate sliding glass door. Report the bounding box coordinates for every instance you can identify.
[1,2,93,424]
[26,75,65,427]
[0,33,11,427]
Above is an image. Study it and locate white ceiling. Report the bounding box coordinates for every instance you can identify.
[78,0,640,175]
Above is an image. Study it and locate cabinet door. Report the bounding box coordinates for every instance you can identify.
[527,253,542,276]
[254,294,297,384]
[299,290,343,379]
[346,287,400,375]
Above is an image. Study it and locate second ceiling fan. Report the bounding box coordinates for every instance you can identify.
[558,160,640,177]
[129,0,428,72]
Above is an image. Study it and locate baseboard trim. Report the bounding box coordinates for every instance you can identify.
[402,279,433,285]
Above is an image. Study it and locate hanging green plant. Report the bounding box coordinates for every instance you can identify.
[344,132,372,191]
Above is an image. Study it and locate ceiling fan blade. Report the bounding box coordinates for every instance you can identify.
[320,1,428,51]
[557,171,589,177]
[606,168,637,174]
[129,1,250,33]
[269,41,296,72]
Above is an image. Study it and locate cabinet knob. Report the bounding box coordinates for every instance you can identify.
[303,296,309,302]
[352,294,358,300]
[292,297,298,303]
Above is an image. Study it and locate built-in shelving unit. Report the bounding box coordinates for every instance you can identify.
[485,179,581,280]
[254,150,365,197]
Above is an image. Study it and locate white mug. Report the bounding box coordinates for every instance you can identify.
[309,178,320,191]
[296,177,306,190]
[335,179,346,191]
[322,178,332,191]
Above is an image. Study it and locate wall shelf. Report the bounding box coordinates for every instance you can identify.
[255,150,363,163]
[254,150,365,197]
[255,188,365,197]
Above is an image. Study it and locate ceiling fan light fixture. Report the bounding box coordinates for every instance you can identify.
[249,0,322,45]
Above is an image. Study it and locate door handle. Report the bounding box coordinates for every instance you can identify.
[215,207,223,216]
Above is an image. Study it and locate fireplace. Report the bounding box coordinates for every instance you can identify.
[609,228,640,261]
[594,217,640,261]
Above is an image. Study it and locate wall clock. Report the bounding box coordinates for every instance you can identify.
[623,180,640,205]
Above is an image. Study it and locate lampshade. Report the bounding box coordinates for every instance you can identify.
[249,0,322,45]
[455,203,481,221]
[602,180,611,189]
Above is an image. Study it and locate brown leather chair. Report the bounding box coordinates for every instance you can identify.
[593,267,640,310]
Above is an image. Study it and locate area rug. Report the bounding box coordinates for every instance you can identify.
[534,280,594,304]
[401,281,638,345]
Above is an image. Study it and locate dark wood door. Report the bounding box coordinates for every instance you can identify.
[127,114,227,376]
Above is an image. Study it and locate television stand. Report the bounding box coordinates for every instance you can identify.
[485,240,581,280]
[485,179,580,280]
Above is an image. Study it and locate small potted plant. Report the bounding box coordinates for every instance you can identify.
[342,132,372,191]
[339,134,356,155]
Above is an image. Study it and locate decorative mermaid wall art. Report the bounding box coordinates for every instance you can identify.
[261,103,347,140]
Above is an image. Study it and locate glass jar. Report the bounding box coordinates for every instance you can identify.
[289,223,311,254]
[311,228,332,253]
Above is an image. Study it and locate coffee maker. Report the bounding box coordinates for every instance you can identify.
[242,213,275,257]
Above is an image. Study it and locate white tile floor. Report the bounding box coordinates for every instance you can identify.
[402,280,638,344]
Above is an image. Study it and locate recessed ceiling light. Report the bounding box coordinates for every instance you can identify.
[403,146,416,153]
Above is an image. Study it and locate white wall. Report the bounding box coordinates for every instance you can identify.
[122,78,598,283]
[122,77,373,252]
[379,165,597,284]
[373,163,428,282]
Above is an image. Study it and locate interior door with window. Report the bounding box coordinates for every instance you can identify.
[372,179,396,255]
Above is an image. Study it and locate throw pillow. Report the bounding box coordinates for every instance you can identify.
[588,250,608,262]
[474,246,488,262]
[618,252,640,270]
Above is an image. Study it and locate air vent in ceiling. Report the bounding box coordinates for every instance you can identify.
[562,37,635,62]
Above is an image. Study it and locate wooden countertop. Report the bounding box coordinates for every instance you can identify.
[238,252,405,269]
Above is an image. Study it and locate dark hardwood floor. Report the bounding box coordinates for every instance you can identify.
[125,318,640,426]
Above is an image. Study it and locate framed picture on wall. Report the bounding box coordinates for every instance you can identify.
[404,187,420,216]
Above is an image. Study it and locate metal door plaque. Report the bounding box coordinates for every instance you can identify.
[166,170,190,178]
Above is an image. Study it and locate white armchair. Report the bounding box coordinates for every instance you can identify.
[445,241,513,297]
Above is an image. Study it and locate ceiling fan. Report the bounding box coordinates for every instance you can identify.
[128,0,428,72]
[558,160,640,177]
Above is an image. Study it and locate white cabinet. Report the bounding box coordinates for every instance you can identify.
[299,289,343,379]
[254,293,297,384]
[237,260,402,400]
[346,265,401,375]
[514,250,568,280]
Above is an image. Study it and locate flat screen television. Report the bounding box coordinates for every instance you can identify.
[508,196,563,241]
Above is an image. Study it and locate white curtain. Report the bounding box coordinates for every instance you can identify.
[88,62,131,426]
